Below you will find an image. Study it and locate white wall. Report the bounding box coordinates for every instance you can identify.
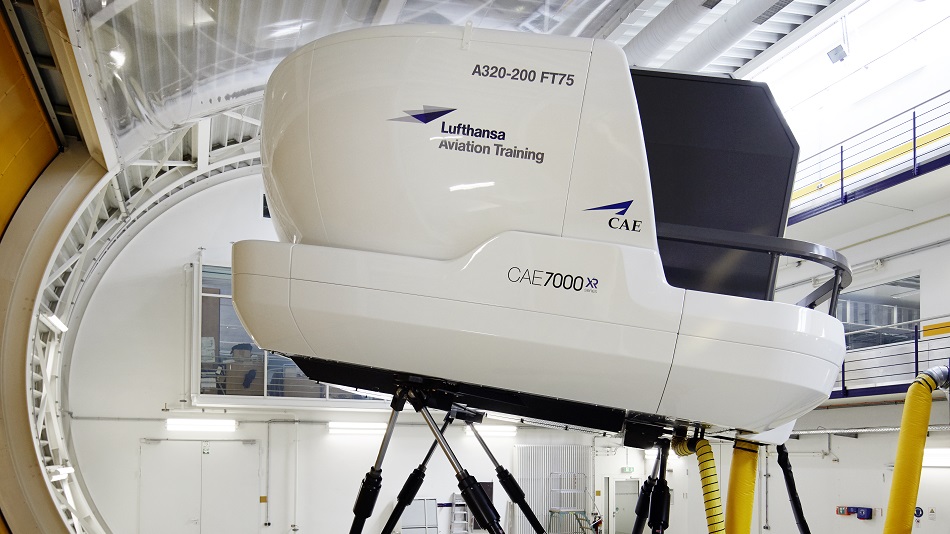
[761,403,950,534]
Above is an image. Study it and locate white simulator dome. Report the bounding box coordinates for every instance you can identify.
[232,25,851,445]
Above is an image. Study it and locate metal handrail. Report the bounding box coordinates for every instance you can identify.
[656,222,852,310]
[845,313,950,336]
[835,313,950,397]
[799,87,950,166]
[790,88,950,222]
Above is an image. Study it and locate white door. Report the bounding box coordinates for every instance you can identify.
[139,440,260,534]
[200,441,260,533]
[614,479,640,534]
[140,441,202,534]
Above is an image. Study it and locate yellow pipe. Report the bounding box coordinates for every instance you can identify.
[726,440,758,534]
[671,437,724,534]
[883,372,940,534]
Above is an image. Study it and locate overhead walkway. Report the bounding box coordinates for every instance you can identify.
[789,89,950,224]
[828,313,950,399]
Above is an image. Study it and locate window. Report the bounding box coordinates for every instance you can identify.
[836,275,920,349]
[197,265,381,404]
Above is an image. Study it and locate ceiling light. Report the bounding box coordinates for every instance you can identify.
[827,44,848,64]
[328,422,387,435]
[891,289,919,299]
[166,419,237,432]
[40,313,68,333]
[109,49,126,69]
[47,465,74,482]
[465,425,517,438]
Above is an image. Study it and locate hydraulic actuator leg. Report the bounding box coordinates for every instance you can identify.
[632,452,659,534]
[380,414,452,534]
[349,390,407,534]
[647,440,672,534]
[468,422,546,533]
[410,393,506,534]
[632,439,672,534]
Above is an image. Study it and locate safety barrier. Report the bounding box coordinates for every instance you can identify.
[832,315,950,398]
[789,89,950,224]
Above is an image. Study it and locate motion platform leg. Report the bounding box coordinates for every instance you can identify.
[380,414,453,534]
[410,393,506,534]
[647,439,672,534]
[467,422,546,533]
[349,390,407,534]
[631,452,659,534]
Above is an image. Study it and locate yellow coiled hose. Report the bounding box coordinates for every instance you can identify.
[671,437,724,534]
[884,372,939,534]
[726,440,758,534]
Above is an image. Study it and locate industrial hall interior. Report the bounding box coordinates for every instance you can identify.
[3,0,950,533]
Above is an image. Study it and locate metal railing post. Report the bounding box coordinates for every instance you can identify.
[914,323,920,376]
[912,111,918,176]
[839,146,846,205]
[840,360,848,397]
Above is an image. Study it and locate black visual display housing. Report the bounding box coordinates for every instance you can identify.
[631,69,799,301]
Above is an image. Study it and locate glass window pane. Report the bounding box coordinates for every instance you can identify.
[199,264,383,404]
[202,266,233,296]
[267,354,327,399]
[837,275,920,349]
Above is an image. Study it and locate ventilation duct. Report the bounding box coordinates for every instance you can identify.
[662,0,792,72]
[622,0,721,66]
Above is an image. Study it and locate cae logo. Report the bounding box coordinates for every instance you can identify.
[585,200,643,233]
[389,105,456,124]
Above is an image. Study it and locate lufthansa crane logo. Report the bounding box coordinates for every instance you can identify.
[389,106,456,124]
[586,200,642,232]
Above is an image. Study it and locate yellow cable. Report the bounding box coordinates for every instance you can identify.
[726,440,758,534]
[883,373,937,534]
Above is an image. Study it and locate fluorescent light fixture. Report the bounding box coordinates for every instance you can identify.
[923,448,950,467]
[465,425,517,438]
[47,465,74,482]
[41,313,68,333]
[891,289,919,299]
[166,418,237,432]
[109,49,126,68]
[328,422,387,435]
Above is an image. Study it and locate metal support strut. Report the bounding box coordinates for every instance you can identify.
[632,439,671,534]
[380,414,453,534]
[468,422,546,533]
[410,391,506,534]
[349,389,407,534]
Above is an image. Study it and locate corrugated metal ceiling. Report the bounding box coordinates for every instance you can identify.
[10,0,837,161]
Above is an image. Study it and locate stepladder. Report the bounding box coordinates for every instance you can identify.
[547,510,593,534]
[451,493,472,533]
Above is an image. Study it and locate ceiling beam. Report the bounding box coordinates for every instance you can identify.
[591,0,657,40]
